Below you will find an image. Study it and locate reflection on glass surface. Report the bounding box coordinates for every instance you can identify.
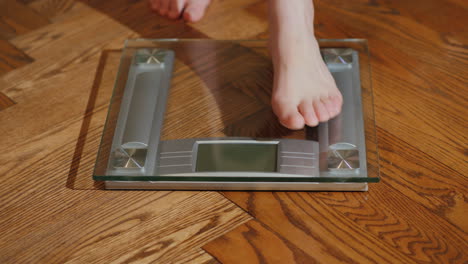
[93,39,379,183]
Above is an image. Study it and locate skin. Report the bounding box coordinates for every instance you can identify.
[149,0,212,22]
[149,0,343,129]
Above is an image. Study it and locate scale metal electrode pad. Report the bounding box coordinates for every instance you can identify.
[93,39,380,191]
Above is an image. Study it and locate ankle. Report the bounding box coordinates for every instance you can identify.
[269,0,315,35]
[269,30,320,67]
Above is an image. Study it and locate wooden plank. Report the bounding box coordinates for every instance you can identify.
[67,49,122,190]
[204,220,319,263]
[78,0,208,38]
[0,39,33,75]
[0,9,136,152]
[17,0,37,4]
[190,0,268,39]
[0,2,251,263]
[0,0,49,39]
[220,188,467,263]
[376,127,467,230]
[0,0,467,263]
[312,0,467,175]
[208,1,467,262]
[0,38,30,110]
[378,0,467,42]
[28,0,77,22]
[175,249,220,264]
[0,189,251,263]
[0,91,14,110]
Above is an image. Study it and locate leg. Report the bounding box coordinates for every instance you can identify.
[269,0,343,129]
[149,0,212,22]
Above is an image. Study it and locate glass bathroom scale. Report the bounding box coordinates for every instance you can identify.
[93,39,380,191]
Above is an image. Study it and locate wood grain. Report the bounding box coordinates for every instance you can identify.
[0,190,251,263]
[213,186,467,263]
[0,0,467,263]
[204,220,319,264]
[190,0,268,39]
[0,91,14,110]
[0,0,50,39]
[0,1,251,263]
[204,0,468,263]
[0,39,33,76]
[28,0,77,22]
[78,0,208,39]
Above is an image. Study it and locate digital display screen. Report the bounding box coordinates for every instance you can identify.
[195,143,278,172]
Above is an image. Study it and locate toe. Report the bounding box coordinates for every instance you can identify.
[183,0,210,22]
[330,94,343,113]
[313,99,330,122]
[272,100,305,130]
[299,101,319,127]
[284,112,305,130]
[158,0,170,15]
[322,97,337,118]
[149,0,159,10]
[168,0,185,19]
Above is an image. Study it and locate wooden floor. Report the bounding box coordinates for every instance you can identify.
[0,0,467,263]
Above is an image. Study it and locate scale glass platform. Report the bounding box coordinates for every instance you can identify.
[93,39,380,191]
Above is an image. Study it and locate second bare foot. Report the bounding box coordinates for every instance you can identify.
[149,0,212,22]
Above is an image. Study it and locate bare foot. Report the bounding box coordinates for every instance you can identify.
[149,0,212,22]
[269,0,343,129]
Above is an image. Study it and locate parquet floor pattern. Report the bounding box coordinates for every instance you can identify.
[0,0,466,263]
